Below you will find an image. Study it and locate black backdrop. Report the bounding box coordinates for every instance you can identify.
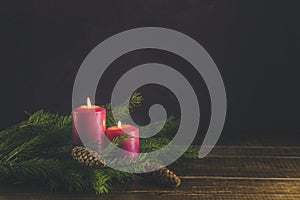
[0,1,299,138]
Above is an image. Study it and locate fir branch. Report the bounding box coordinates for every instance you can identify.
[0,158,62,183]
[91,168,131,194]
[61,168,91,192]
[0,93,199,194]
[105,92,142,127]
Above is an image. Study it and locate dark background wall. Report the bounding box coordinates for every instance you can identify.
[0,1,299,137]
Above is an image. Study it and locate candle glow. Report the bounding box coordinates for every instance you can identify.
[87,97,92,108]
[117,120,122,128]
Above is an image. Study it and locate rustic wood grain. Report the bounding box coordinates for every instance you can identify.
[0,145,299,200]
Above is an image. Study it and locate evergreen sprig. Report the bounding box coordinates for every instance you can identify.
[0,92,199,194]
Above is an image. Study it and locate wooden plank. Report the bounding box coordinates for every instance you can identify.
[173,157,300,177]
[0,145,299,200]
[216,134,300,147]
[206,146,300,158]
[170,145,300,178]
[1,193,300,200]
[112,177,300,194]
[1,178,300,200]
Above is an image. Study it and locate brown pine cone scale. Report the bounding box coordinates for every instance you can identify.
[72,146,106,168]
[141,162,181,188]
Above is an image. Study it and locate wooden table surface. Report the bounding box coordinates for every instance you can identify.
[1,135,300,200]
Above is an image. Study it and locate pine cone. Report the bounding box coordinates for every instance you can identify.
[72,146,106,168]
[141,162,181,188]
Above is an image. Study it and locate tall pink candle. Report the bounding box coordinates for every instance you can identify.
[72,97,106,148]
[106,121,139,157]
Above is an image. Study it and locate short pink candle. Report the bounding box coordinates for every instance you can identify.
[72,97,106,148]
[106,121,139,157]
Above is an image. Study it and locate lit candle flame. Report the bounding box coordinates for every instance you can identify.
[117,121,122,128]
[87,97,92,108]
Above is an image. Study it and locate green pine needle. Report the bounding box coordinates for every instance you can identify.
[0,92,198,194]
